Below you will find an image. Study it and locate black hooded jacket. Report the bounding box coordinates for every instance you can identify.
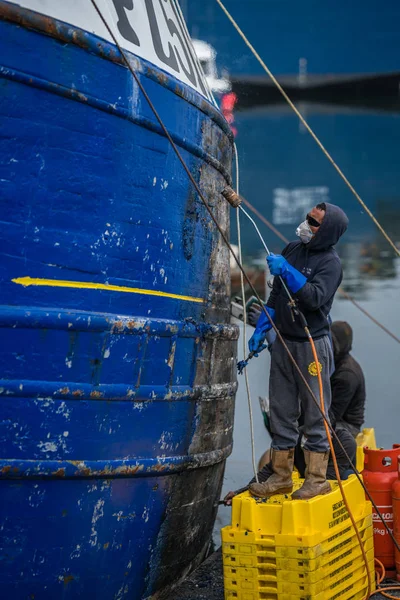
[330,321,366,430]
[267,203,348,340]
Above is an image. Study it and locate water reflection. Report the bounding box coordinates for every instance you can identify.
[340,240,398,298]
[232,102,400,299]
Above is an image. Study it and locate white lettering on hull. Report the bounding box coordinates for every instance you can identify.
[11,0,212,99]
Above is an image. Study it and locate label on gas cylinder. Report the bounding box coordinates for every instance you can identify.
[373,505,393,536]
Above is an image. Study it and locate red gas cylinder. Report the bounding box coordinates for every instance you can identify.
[363,445,400,574]
[392,455,400,581]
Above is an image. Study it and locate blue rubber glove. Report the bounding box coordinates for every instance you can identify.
[266,253,287,276]
[267,253,307,293]
[248,306,275,356]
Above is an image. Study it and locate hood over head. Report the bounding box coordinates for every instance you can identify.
[331,320,353,363]
[308,203,348,251]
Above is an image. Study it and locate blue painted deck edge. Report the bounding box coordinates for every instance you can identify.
[0,305,239,338]
[0,445,233,479]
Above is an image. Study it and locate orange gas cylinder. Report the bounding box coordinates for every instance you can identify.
[392,455,400,581]
[363,445,400,574]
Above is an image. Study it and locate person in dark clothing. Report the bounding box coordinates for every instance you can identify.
[248,203,348,500]
[223,320,365,506]
[330,321,366,437]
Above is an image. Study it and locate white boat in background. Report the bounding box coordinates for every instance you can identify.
[193,39,231,96]
[193,39,237,137]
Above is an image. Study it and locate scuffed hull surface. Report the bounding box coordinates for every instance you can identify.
[0,6,236,600]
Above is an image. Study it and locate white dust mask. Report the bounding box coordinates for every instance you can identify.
[296,220,314,244]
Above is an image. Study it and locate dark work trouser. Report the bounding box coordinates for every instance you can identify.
[336,420,360,439]
[269,335,334,453]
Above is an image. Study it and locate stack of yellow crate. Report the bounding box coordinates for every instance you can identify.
[221,475,375,600]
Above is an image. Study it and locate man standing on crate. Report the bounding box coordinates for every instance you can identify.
[248,202,348,500]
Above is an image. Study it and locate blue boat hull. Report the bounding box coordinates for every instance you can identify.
[0,4,236,598]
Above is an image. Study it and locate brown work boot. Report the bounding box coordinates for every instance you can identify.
[249,448,294,498]
[292,450,331,500]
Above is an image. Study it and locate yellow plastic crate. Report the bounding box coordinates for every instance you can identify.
[282,552,374,595]
[222,504,372,565]
[230,475,367,542]
[356,428,377,472]
[275,513,372,561]
[224,555,374,594]
[275,532,374,574]
[224,567,375,600]
[223,471,375,600]
[223,535,374,583]
[224,579,374,600]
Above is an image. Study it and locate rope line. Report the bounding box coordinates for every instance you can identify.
[89,0,400,563]
[241,197,400,344]
[242,197,288,244]
[339,288,400,345]
[214,0,400,259]
[235,144,259,483]
[307,330,371,597]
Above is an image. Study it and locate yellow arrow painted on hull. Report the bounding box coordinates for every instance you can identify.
[12,277,204,304]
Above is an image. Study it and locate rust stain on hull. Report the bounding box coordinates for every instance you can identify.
[54,468,66,478]
[63,574,74,587]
